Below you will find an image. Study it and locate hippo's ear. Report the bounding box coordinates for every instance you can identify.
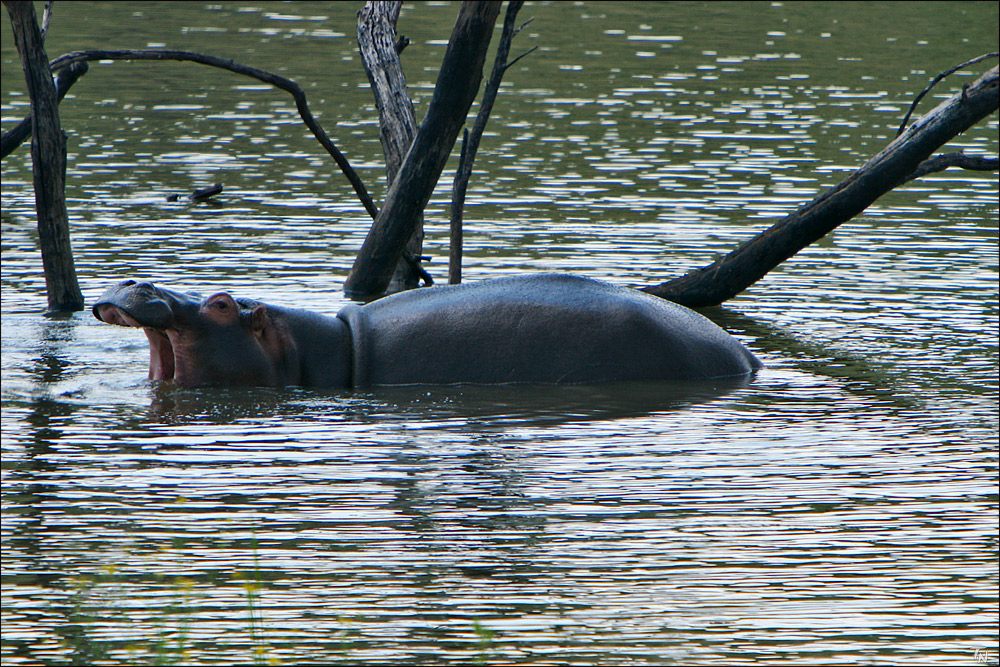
[248,304,268,332]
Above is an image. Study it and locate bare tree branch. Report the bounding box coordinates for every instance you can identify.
[344,1,502,301]
[1,59,87,158]
[449,128,470,283]
[448,0,528,284]
[897,152,998,185]
[357,2,414,187]
[46,48,379,219]
[504,45,537,72]
[40,0,52,40]
[642,65,999,308]
[896,52,998,136]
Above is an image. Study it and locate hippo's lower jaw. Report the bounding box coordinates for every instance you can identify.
[96,304,177,382]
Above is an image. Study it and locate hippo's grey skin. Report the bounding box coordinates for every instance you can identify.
[93,273,761,388]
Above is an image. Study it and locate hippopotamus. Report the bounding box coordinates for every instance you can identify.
[93,273,761,388]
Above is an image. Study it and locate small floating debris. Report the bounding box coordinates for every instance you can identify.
[166,183,223,203]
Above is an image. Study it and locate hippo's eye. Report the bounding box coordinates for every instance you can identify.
[205,293,237,317]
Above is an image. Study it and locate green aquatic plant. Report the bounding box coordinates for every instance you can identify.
[472,620,498,664]
[58,561,278,665]
[145,577,193,666]
[237,535,273,667]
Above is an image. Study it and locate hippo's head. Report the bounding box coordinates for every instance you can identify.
[93,280,299,387]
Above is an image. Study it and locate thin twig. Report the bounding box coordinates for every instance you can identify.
[449,128,470,284]
[46,48,379,218]
[401,250,433,286]
[897,53,999,136]
[448,1,531,283]
[504,46,537,72]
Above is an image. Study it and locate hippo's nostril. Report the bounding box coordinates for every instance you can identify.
[121,279,136,287]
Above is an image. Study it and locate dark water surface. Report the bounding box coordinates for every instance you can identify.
[2,2,998,664]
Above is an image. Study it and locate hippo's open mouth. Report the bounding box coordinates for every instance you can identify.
[95,304,177,381]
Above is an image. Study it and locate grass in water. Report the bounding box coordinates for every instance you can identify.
[239,535,272,666]
[61,548,277,665]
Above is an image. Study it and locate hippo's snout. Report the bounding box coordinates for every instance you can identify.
[94,303,142,327]
[92,280,177,330]
[93,280,195,384]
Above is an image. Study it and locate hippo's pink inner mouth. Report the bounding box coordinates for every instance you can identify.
[97,305,176,381]
[142,328,176,381]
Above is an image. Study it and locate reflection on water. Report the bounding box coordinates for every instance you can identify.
[3,363,996,665]
[2,1,997,665]
[119,378,753,426]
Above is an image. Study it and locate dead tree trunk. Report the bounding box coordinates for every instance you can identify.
[344,0,502,302]
[4,0,83,312]
[642,65,999,307]
[357,1,426,293]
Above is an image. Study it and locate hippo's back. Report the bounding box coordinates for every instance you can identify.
[337,273,760,387]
